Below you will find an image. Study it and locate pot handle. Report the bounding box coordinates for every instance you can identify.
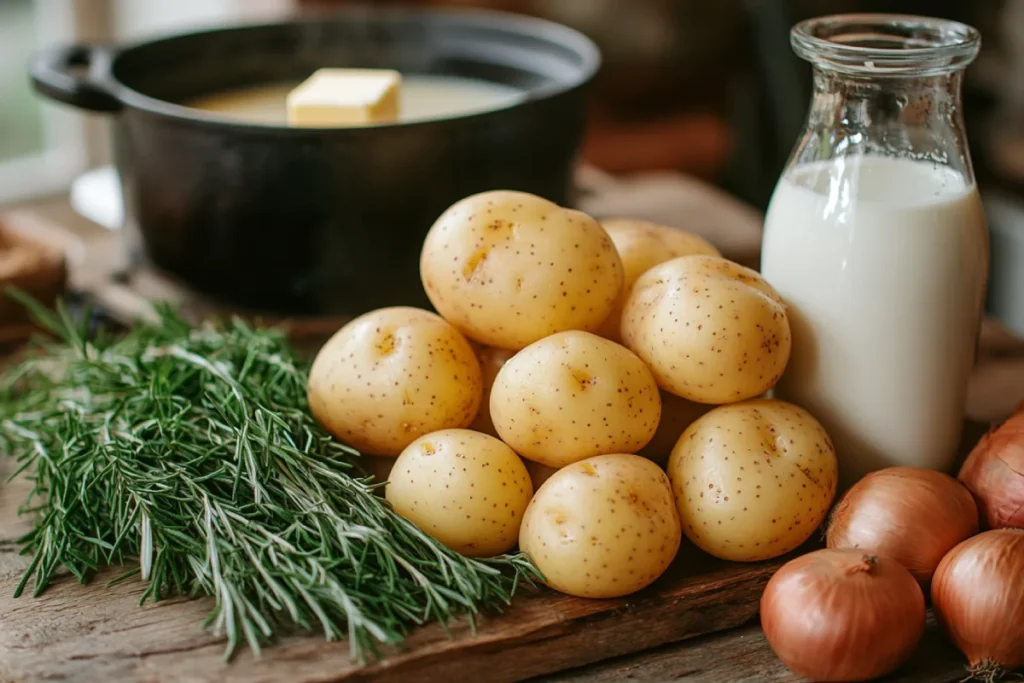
[30,44,122,113]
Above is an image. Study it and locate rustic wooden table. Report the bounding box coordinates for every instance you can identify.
[544,617,968,683]
[1,189,1020,682]
[0,435,976,683]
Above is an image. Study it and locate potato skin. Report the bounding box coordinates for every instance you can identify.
[667,399,838,562]
[307,307,482,457]
[490,331,661,468]
[598,219,720,342]
[386,429,533,557]
[468,344,515,438]
[622,255,791,404]
[520,454,681,598]
[420,190,624,350]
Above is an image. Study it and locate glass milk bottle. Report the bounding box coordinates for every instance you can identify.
[761,15,989,488]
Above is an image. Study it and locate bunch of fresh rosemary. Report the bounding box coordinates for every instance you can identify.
[0,295,537,661]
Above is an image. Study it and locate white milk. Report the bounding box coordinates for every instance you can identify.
[761,155,988,486]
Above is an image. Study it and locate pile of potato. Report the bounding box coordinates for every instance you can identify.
[308,190,839,598]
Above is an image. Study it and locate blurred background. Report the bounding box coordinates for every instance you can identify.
[1,0,1024,330]
[4,0,1019,205]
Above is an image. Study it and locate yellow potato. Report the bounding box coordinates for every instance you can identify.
[667,399,838,562]
[420,190,624,350]
[638,391,713,466]
[622,255,791,404]
[308,307,482,457]
[468,344,515,437]
[490,331,661,467]
[520,454,681,598]
[598,219,720,342]
[386,429,533,557]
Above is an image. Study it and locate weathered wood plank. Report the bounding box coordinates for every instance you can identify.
[0,536,780,683]
[541,613,967,683]
[0,461,32,579]
[0,407,783,683]
[0,415,996,683]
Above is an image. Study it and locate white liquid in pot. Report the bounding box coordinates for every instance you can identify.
[183,75,524,125]
[761,155,988,486]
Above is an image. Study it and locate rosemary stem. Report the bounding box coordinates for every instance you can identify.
[0,296,538,661]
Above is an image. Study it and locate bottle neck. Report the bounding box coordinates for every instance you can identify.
[796,67,973,182]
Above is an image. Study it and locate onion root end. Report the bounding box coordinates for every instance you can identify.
[963,660,1020,683]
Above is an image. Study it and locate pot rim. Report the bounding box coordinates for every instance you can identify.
[36,6,601,134]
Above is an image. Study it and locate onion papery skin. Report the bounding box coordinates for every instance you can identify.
[761,549,926,681]
[958,410,1024,530]
[827,467,979,584]
[932,529,1024,675]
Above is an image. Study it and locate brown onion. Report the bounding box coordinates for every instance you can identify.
[932,529,1024,679]
[959,406,1024,529]
[761,548,926,681]
[827,467,979,584]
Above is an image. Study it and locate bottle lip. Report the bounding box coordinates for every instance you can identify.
[792,14,981,77]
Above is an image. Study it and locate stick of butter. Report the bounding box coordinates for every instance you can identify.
[286,69,401,127]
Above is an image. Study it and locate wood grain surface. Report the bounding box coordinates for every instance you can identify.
[542,614,968,683]
[0,460,784,683]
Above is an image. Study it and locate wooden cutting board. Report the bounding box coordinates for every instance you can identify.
[0,420,997,683]
[0,461,785,683]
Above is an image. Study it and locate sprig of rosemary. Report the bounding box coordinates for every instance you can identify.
[0,293,538,661]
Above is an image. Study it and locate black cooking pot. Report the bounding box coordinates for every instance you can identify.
[30,9,600,315]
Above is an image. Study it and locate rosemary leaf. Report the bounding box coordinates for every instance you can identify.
[0,300,538,661]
